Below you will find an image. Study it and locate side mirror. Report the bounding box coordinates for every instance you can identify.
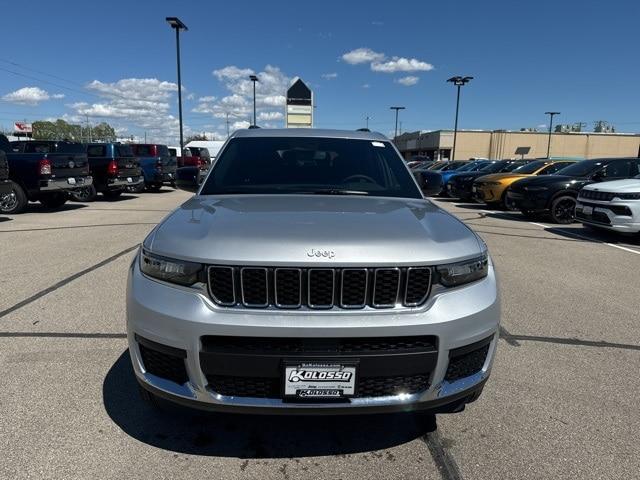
[591,170,605,182]
[416,171,444,197]
[174,166,202,193]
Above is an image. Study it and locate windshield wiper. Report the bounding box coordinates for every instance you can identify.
[300,189,370,196]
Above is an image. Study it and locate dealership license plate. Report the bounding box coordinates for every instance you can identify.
[67,177,76,185]
[284,363,357,398]
[582,205,593,215]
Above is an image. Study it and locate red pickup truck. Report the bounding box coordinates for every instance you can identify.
[170,147,211,169]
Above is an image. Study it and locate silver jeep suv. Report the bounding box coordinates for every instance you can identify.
[127,129,500,414]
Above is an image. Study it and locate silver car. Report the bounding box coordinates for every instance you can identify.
[127,128,500,414]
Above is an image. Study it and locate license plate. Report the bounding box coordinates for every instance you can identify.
[582,205,593,215]
[168,173,173,178]
[447,184,452,191]
[127,177,133,183]
[67,178,76,185]
[284,362,357,398]
[472,186,477,192]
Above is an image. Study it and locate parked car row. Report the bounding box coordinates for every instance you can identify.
[0,135,184,214]
[413,156,640,234]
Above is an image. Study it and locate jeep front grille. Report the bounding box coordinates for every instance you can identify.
[578,190,616,201]
[207,266,432,310]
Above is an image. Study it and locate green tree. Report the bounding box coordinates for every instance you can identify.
[33,119,116,142]
[186,133,208,142]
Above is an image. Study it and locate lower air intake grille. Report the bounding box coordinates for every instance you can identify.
[445,343,490,382]
[138,342,188,385]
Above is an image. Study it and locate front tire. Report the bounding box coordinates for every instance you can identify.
[39,192,68,209]
[69,184,97,202]
[146,183,162,192]
[502,191,517,211]
[550,195,576,224]
[0,181,29,214]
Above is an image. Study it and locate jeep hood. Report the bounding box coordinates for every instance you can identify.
[582,178,640,193]
[145,195,483,266]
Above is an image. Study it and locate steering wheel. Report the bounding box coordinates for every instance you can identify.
[341,174,377,184]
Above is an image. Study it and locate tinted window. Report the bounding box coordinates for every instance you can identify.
[157,145,170,157]
[554,160,605,177]
[116,145,134,157]
[168,148,177,157]
[511,160,547,174]
[135,145,153,156]
[479,161,508,173]
[539,162,573,175]
[601,160,633,178]
[87,145,106,157]
[200,137,422,199]
[501,161,527,172]
[24,142,54,153]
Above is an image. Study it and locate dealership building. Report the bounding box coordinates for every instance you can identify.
[393,129,640,161]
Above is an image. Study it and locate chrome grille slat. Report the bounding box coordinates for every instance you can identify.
[207,266,432,310]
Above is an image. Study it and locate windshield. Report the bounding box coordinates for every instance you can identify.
[511,160,547,174]
[554,160,604,177]
[200,137,422,198]
[479,161,507,173]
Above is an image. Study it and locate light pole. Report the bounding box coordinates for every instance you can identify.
[365,115,370,129]
[446,76,473,161]
[545,111,560,159]
[249,74,259,126]
[166,17,188,152]
[390,106,405,139]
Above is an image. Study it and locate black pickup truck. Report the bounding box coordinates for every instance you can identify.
[0,137,93,214]
[70,143,143,201]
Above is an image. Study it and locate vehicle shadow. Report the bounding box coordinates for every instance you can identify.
[103,350,436,458]
[547,225,640,247]
[0,216,12,223]
[96,194,139,202]
[24,202,87,213]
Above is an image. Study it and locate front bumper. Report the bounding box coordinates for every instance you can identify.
[474,185,504,204]
[40,175,93,192]
[575,200,640,233]
[506,190,548,212]
[126,255,501,414]
[448,183,473,200]
[150,171,176,185]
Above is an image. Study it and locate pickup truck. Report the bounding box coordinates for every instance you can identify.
[70,143,143,201]
[0,136,93,214]
[169,147,211,170]
[129,144,176,192]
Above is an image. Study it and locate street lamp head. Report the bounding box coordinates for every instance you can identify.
[165,17,188,30]
[545,111,561,115]
[249,75,259,82]
[447,76,473,86]
[390,106,405,110]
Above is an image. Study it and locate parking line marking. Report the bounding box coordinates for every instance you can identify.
[0,332,127,339]
[480,210,640,256]
[0,245,139,319]
[423,429,464,480]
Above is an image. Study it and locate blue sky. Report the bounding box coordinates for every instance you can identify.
[1,0,639,142]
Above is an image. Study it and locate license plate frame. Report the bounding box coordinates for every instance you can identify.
[283,361,358,399]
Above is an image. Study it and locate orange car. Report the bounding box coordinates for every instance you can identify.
[472,160,576,209]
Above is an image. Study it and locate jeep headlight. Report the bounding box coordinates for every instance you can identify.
[437,253,489,287]
[617,192,640,200]
[140,250,202,286]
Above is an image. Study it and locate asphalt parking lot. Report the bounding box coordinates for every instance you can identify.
[1,190,639,480]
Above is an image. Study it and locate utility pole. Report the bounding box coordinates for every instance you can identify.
[390,106,405,139]
[544,111,560,158]
[446,76,473,161]
[86,114,92,142]
[249,75,259,126]
[166,17,188,152]
[365,116,370,129]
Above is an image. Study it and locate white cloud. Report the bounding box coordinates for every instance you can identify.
[371,57,434,73]
[258,111,284,121]
[213,66,255,81]
[194,65,290,129]
[321,72,338,80]
[395,75,419,86]
[341,48,385,65]
[2,86,51,105]
[362,83,370,89]
[185,93,195,100]
[52,93,65,99]
[70,78,181,142]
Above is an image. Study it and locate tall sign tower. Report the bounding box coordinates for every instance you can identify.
[286,78,313,128]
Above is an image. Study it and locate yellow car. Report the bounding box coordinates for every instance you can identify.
[472,160,576,209]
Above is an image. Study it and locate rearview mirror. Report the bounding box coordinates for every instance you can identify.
[175,166,202,193]
[415,171,444,197]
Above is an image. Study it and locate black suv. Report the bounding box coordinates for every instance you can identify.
[507,157,640,223]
